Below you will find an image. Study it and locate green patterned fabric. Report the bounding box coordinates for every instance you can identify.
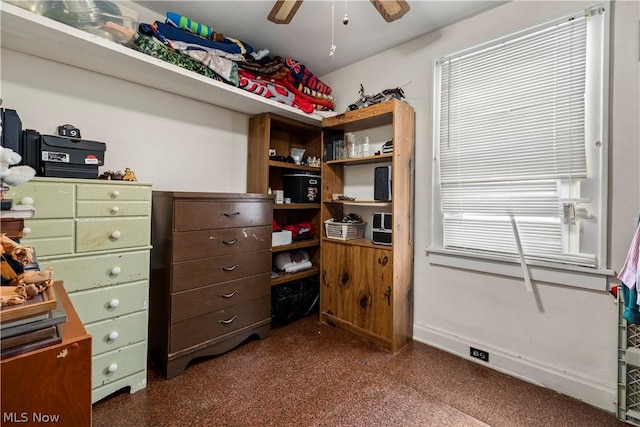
[133,33,223,83]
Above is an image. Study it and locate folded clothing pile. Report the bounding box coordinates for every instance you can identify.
[132,11,334,113]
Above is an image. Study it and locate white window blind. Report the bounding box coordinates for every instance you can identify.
[434,8,606,268]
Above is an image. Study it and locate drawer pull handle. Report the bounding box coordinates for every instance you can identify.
[108,299,120,308]
[111,191,120,198]
[23,227,31,235]
[219,264,238,272]
[111,267,121,276]
[20,197,34,205]
[221,212,240,218]
[218,315,237,325]
[111,230,122,239]
[219,290,238,298]
[221,239,238,245]
[108,331,119,341]
[107,363,118,373]
[111,206,120,213]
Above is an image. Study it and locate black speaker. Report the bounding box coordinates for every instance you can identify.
[374,166,392,201]
[372,212,392,245]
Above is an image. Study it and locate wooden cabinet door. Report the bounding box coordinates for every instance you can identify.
[321,241,393,340]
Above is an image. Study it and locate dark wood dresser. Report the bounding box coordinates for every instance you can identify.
[149,192,273,379]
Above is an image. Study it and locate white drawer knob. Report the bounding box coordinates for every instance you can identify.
[22,227,31,235]
[111,230,121,239]
[108,331,119,341]
[107,363,118,373]
[108,299,120,308]
[111,191,120,198]
[110,267,121,276]
[20,197,34,205]
[111,206,120,213]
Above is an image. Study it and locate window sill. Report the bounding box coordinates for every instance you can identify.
[425,248,615,291]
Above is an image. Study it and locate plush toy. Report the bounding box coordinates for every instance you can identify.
[0,234,52,307]
[0,146,36,187]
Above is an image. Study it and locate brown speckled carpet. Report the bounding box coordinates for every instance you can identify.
[92,315,624,427]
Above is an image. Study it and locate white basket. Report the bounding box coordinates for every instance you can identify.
[324,220,366,241]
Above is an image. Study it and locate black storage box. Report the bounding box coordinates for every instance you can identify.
[38,134,106,179]
[271,278,319,328]
[283,173,321,203]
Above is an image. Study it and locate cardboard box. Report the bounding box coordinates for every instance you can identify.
[272,230,293,247]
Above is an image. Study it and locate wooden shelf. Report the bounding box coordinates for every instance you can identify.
[323,200,391,207]
[272,239,320,253]
[326,153,393,166]
[322,237,393,249]
[321,100,399,131]
[0,2,327,125]
[271,266,320,286]
[268,161,322,172]
[273,203,320,210]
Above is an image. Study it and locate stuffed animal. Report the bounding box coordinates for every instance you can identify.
[0,233,53,307]
[0,146,36,187]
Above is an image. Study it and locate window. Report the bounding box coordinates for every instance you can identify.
[431,5,609,284]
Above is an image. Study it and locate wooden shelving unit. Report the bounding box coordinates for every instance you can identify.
[247,113,323,288]
[319,99,415,353]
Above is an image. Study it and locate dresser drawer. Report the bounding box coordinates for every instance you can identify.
[171,250,271,292]
[171,273,270,322]
[76,217,151,253]
[6,181,74,218]
[24,236,74,258]
[77,200,151,218]
[69,280,148,324]
[92,341,147,389]
[77,184,152,201]
[170,295,270,353]
[22,219,74,239]
[172,225,271,262]
[39,250,150,293]
[173,200,271,231]
[86,311,148,356]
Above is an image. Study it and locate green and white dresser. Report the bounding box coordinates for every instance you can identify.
[6,177,152,403]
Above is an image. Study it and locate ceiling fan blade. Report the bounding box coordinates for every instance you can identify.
[370,0,410,23]
[268,0,304,24]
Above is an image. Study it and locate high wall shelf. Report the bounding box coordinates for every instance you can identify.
[0,1,326,125]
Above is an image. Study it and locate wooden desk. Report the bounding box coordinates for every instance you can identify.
[1,281,92,425]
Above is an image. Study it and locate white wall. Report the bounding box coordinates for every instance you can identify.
[323,0,639,412]
[0,2,249,193]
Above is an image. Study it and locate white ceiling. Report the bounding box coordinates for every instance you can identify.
[133,0,506,77]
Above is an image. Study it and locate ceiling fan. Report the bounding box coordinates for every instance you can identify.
[268,0,410,24]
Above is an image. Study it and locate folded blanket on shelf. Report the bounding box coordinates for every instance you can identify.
[138,23,238,85]
[239,70,335,112]
[155,21,254,56]
[133,32,224,83]
[166,11,223,41]
[170,40,238,86]
[238,70,314,113]
[238,56,289,80]
[285,58,332,96]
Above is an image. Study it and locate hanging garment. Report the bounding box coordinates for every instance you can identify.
[621,282,640,325]
[619,222,640,289]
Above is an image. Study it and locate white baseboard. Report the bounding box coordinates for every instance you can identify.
[413,323,617,413]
